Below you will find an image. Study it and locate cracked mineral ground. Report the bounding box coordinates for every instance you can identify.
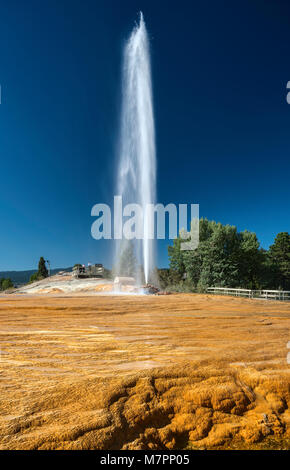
[0,293,289,450]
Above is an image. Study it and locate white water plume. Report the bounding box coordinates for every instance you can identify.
[115,12,156,284]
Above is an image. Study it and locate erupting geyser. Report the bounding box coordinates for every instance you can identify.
[115,12,156,284]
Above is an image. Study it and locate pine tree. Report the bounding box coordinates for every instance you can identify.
[38,257,48,279]
[269,232,290,289]
[168,237,186,280]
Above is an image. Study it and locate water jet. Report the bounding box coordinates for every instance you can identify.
[114,12,156,287]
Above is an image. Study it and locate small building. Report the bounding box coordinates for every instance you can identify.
[73,264,104,279]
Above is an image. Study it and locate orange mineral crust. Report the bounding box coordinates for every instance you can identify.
[0,293,289,449]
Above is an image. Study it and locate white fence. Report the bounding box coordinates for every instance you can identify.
[207,287,290,301]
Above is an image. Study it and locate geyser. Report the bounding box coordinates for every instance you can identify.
[115,12,156,284]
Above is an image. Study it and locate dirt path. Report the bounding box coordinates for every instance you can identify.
[0,293,289,449]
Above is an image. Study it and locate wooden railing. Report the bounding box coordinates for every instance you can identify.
[207,287,290,301]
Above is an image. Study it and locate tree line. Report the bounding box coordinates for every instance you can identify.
[159,218,290,292]
[0,257,48,289]
[0,277,14,291]
[25,222,290,293]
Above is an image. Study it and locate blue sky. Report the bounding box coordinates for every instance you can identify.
[0,0,289,270]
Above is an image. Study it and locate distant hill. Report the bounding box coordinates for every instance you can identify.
[0,267,72,286]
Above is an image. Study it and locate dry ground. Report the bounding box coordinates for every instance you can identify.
[0,293,289,450]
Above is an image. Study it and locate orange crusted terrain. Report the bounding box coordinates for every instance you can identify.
[0,293,289,449]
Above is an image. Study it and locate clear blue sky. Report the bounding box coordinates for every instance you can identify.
[0,0,289,271]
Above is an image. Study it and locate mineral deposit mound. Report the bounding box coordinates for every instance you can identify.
[0,288,289,450]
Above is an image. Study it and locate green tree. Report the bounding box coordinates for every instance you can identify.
[158,269,170,289]
[258,248,280,289]
[168,237,186,281]
[237,230,263,289]
[38,257,48,279]
[168,218,264,291]
[166,221,289,292]
[269,232,290,289]
[158,267,184,290]
[29,272,39,283]
[182,219,241,289]
[1,278,13,290]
